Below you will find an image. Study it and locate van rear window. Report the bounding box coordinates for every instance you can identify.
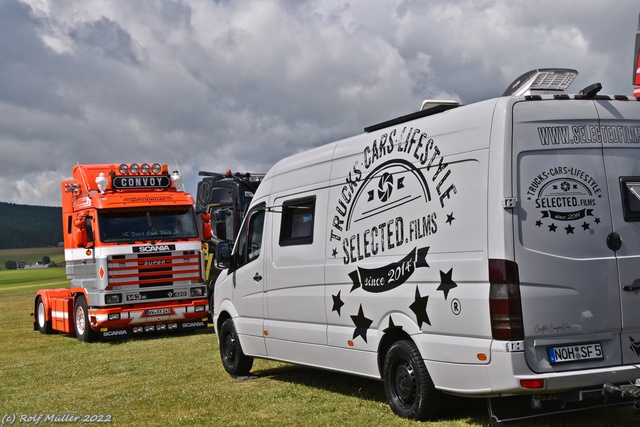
[279,196,315,246]
[620,177,640,222]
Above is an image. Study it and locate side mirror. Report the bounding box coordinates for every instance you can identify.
[201,212,213,240]
[214,209,227,241]
[73,217,88,248]
[214,240,232,270]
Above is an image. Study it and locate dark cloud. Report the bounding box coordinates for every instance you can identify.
[0,0,637,206]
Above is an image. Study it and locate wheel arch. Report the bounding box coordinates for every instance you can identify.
[378,328,413,377]
[216,309,232,335]
[377,313,423,377]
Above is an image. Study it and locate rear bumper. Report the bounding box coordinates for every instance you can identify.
[426,344,640,397]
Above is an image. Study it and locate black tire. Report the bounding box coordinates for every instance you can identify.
[36,297,52,334]
[219,318,253,376]
[383,340,440,420]
[74,295,97,342]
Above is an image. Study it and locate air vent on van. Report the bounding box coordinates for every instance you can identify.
[503,68,578,97]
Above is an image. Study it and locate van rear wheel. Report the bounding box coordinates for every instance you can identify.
[219,318,253,376]
[383,339,439,420]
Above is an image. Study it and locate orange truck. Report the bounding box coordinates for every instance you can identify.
[33,163,211,342]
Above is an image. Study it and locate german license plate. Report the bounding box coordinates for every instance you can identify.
[547,343,603,364]
[146,308,172,316]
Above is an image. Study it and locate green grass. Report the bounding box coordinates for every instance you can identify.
[0,260,637,426]
[0,247,64,269]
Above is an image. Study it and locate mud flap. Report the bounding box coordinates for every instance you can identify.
[488,388,639,425]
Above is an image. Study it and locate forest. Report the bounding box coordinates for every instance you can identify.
[0,202,62,249]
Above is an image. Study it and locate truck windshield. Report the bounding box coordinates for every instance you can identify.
[97,206,198,243]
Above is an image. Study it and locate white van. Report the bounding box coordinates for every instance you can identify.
[212,68,640,423]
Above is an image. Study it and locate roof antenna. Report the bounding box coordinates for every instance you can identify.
[579,83,602,98]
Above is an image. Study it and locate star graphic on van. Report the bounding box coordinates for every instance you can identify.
[581,222,590,231]
[565,224,575,234]
[331,247,338,257]
[383,316,403,333]
[409,286,430,327]
[351,304,373,343]
[630,336,640,357]
[437,268,457,300]
[548,223,557,232]
[332,291,345,316]
[446,213,455,225]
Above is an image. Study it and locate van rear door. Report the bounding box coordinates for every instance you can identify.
[595,99,640,365]
[512,99,625,373]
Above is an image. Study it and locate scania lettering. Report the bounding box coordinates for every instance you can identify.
[212,66,640,424]
[32,163,209,342]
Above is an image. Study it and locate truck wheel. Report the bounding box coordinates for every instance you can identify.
[219,318,253,376]
[74,295,97,342]
[36,296,52,334]
[383,340,440,421]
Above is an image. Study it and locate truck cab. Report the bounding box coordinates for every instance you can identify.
[195,170,264,313]
[34,163,209,341]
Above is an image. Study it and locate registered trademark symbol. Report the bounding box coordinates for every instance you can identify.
[451,298,461,315]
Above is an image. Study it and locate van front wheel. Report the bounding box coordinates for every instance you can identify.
[219,318,254,376]
[383,340,439,420]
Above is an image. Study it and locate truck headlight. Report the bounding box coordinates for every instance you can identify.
[190,287,205,297]
[105,294,122,304]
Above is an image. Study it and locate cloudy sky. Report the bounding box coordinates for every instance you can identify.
[1,0,638,207]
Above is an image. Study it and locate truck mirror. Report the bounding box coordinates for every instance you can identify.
[214,240,232,269]
[214,209,227,241]
[201,212,213,240]
[73,217,88,248]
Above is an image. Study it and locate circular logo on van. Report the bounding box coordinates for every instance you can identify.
[525,166,602,235]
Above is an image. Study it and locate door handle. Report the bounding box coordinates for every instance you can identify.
[623,279,640,292]
[253,273,262,282]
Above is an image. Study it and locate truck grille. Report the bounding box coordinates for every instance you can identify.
[107,251,202,288]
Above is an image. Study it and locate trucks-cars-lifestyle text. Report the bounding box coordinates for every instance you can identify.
[33,163,209,342]
[211,68,640,424]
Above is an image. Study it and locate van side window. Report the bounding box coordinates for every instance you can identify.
[620,177,640,221]
[279,196,315,246]
[235,206,265,267]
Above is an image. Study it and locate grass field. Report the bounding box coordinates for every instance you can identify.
[0,255,638,426]
[0,247,65,269]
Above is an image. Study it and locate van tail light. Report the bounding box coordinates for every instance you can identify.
[489,259,524,341]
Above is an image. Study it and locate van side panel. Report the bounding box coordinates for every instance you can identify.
[264,185,331,366]
[324,101,495,379]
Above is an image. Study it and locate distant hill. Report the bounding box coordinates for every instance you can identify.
[0,202,62,249]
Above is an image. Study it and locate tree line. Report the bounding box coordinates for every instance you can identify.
[0,202,62,249]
